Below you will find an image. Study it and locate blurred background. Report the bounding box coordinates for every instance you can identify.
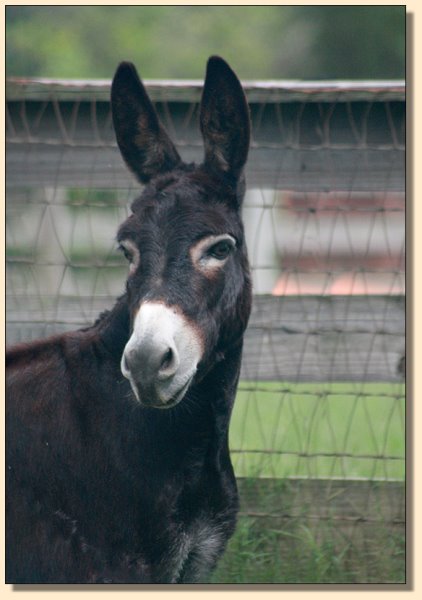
[6,5,406,585]
[6,5,405,79]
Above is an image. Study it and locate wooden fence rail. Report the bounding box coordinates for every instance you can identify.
[6,79,405,192]
[6,294,405,383]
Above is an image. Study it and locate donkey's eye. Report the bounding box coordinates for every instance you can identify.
[118,240,140,273]
[119,244,133,262]
[208,240,234,260]
[190,234,236,274]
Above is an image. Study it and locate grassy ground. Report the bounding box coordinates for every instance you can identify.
[230,381,405,480]
[210,381,406,584]
[211,514,406,584]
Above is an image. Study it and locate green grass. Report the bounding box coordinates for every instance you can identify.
[211,514,406,584]
[230,381,405,480]
[215,381,406,583]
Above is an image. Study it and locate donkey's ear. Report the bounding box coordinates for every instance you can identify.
[111,62,181,184]
[200,56,250,179]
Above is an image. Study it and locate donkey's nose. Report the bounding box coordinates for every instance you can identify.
[121,302,203,408]
[124,339,179,383]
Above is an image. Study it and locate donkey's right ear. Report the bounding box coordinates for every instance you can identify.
[111,62,181,184]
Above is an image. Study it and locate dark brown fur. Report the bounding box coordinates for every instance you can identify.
[6,56,251,583]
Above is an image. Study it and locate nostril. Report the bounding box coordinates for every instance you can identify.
[160,348,174,372]
[157,346,179,380]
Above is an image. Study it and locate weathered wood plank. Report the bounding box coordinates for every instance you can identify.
[244,295,405,382]
[6,96,405,146]
[236,477,405,523]
[6,87,405,192]
[6,78,406,103]
[5,295,405,382]
[5,142,405,192]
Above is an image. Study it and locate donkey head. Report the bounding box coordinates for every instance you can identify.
[111,57,251,409]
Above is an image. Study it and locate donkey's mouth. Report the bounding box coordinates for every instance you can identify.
[126,371,195,409]
[159,375,194,409]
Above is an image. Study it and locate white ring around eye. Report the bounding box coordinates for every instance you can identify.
[190,234,236,274]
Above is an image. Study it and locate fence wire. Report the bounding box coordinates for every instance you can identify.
[6,79,406,582]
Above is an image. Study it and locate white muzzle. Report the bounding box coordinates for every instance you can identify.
[121,302,203,408]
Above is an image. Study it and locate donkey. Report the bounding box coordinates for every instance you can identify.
[6,56,251,583]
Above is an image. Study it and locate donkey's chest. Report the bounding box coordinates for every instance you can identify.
[152,517,226,583]
[139,481,232,582]
[89,466,234,582]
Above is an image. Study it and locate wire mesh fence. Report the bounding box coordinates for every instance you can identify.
[6,77,405,582]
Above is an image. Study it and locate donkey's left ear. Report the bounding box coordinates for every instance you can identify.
[111,62,182,184]
[200,56,250,180]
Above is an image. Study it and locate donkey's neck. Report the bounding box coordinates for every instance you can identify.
[186,340,243,451]
[93,294,131,358]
